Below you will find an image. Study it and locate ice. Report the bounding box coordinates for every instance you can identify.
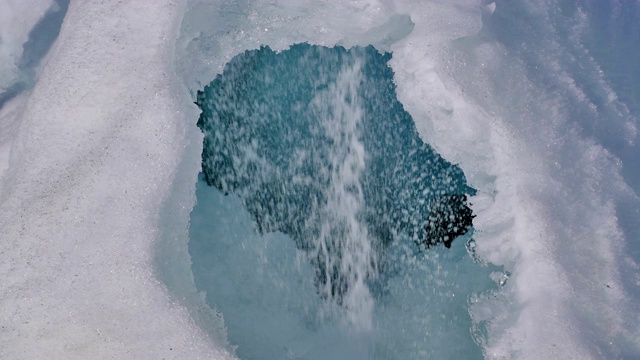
[190,44,490,359]
[0,1,233,359]
[178,0,640,358]
[0,0,53,94]
[0,0,69,110]
[437,2,640,357]
[1,0,639,358]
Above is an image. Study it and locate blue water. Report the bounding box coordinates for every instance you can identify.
[189,44,500,359]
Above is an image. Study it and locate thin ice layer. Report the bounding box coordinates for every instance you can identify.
[0,1,234,359]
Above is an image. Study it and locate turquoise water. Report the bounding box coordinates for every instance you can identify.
[189,44,499,359]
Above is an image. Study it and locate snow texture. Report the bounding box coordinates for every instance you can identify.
[1,0,639,359]
[0,1,234,359]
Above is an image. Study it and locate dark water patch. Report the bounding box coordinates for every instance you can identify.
[19,0,70,69]
[190,43,496,359]
[196,44,475,301]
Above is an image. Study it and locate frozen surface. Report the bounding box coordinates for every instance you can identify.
[0,0,69,109]
[1,0,638,358]
[438,2,640,358]
[0,0,53,94]
[178,0,640,358]
[190,44,494,359]
[0,1,233,359]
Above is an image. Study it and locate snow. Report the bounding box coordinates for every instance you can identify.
[174,0,640,357]
[0,1,233,359]
[0,0,53,94]
[1,0,638,358]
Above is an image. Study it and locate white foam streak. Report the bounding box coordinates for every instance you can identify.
[311,59,375,331]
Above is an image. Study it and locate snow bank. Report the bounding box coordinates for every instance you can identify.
[2,0,638,358]
[0,0,53,95]
[176,0,640,358]
[388,1,640,358]
[0,1,233,358]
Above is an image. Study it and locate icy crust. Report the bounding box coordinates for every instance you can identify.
[0,0,53,95]
[0,1,233,359]
[389,1,640,359]
[175,0,640,359]
[176,0,484,352]
[1,0,635,358]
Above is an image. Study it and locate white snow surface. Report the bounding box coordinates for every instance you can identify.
[0,0,53,93]
[0,1,233,359]
[1,0,639,359]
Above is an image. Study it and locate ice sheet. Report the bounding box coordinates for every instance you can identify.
[0,1,234,358]
[392,1,639,358]
[177,0,640,358]
[0,0,53,94]
[2,0,638,358]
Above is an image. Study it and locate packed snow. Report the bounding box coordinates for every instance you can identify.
[1,0,638,359]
